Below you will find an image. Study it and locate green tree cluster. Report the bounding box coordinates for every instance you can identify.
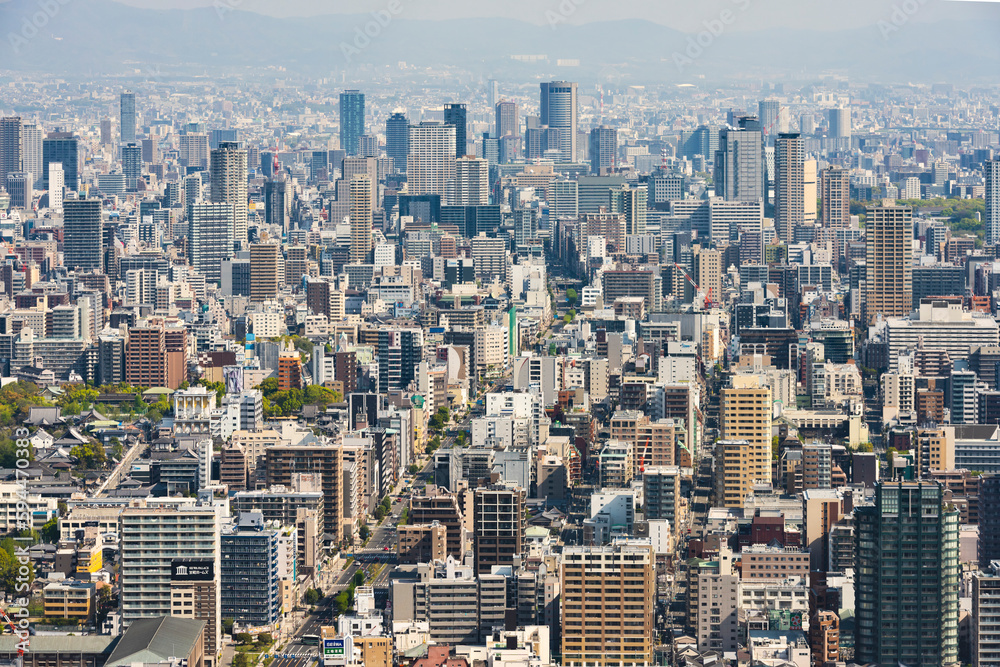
[0,382,50,426]
[71,441,107,469]
[304,587,323,605]
[427,406,450,433]
[0,535,35,595]
[257,379,341,418]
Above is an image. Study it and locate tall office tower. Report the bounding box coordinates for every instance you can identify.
[120,90,137,144]
[221,514,281,628]
[120,504,221,636]
[170,558,220,667]
[339,90,365,155]
[188,202,235,284]
[249,243,281,302]
[513,209,537,246]
[717,376,772,508]
[342,156,379,207]
[986,160,1000,245]
[758,99,780,139]
[828,107,851,139]
[864,201,913,325]
[473,483,526,574]
[100,119,112,145]
[63,199,102,270]
[357,134,378,158]
[377,328,423,391]
[122,142,142,190]
[540,81,579,162]
[264,178,289,233]
[488,79,499,109]
[449,156,489,206]
[386,112,409,173]
[980,476,1000,568]
[210,141,248,250]
[20,122,42,182]
[589,125,617,176]
[550,179,579,219]
[408,122,456,197]
[774,133,804,243]
[0,117,21,182]
[715,118,764,203]
[349,174,373,264]
[855,481,959,667]
[179,133,210,170]
[48,162,64,212]
[495,101,518,139]
[444,103,468,158]
[820,165,850,229]
[610,184,647,236]
[265,444,345,543]
[42,131,79,190]
[5,173,31,209]
[973,562,1000,667]
[309,150,329,182]
[561,540,655,667]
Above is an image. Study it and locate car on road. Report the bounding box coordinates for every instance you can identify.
[383,546,390,551]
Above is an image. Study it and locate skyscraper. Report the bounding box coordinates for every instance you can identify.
[820,165,850,229]
[495,101,518,139]
[444,103,468,159]
[210,141,248,250]
[758,98,780,139]
[5,172,32,210]
[48,162,64,212]
[120,90,136,145]
[715,117,764,203]
[986,160,1000,245]
[42,131,79,190]
[339,90,365,156]
[854,481,959,666]
[610,183,647,236]
[386,112,409,173]
[349,174,373,264]
[472,483,525,574]
[122,142,142,190]
[774,133,804,243]
[540,81,578,162]
[589,125,617,176]
[249,243,281,303]
[561,540,655,667]
[0,117,22,183]
[408,122,456,197]
[865,201,913,325]
[188,202,235,284]
[449,156,489,206]
[828,106,851,139]
[20,122,42,182]
[63,199,102,271]
[264,178,289,233]
[717,376,772,508]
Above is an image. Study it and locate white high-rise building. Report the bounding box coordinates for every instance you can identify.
[210,141,248,250]
[349,174,373,264]
[774,133,805,244]
[48,162,64,212]
[986,160,1000,245]
[448,156,489,206]
[20,122,42,183]
[408,122,456,197]
[188,202,235,284]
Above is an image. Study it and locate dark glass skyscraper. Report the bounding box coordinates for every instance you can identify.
[0,117,22,183]
[339,90,365,156]
[444,103,468,159]
[386,112,409,173]
[120,90,136,144]
[540,81,578,162]
[64,199,103,270]
[589,125,617,176]
[122,142,142,191]
[855,481,959,667]
[42,132,79,190]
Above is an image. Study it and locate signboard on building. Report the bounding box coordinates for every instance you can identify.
[323,639,344,657]
[171,559,214,580]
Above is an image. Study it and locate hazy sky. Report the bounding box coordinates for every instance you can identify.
[101,0,1000,32]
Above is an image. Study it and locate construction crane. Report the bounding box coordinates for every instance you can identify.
[672,263,713,310]
[0,607,26,665]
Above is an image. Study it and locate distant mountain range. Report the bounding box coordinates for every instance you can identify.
[1,0,998,84]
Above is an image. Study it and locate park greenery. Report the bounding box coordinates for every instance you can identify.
[256,378,341,418]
